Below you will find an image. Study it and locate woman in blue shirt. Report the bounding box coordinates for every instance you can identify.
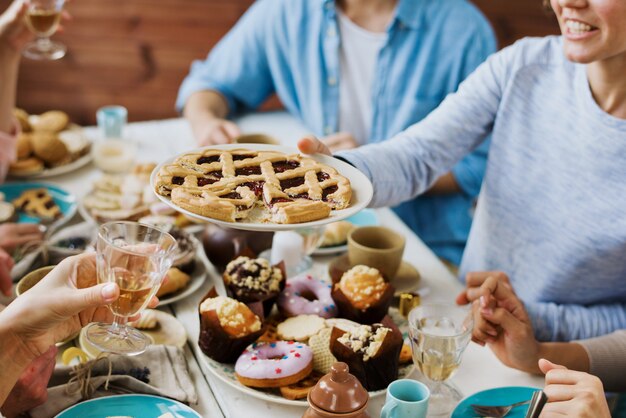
[176,0,496,266]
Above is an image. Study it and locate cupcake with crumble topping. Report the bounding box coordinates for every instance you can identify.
[331,265,394,324]
[198,294,265,363]
[223,256,286,316]
[329,316,403,391]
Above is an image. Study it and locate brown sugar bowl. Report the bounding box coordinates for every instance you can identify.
[331,265,394,324]
[198,288,265,363]
[304,362,370,418]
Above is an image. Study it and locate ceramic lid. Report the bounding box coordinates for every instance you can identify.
[309,362,368,413]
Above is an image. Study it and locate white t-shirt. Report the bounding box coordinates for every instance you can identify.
[337,11,388,145]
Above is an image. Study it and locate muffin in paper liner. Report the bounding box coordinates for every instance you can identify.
[329,315,403,391]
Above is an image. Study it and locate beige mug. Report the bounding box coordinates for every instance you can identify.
[348,226,405,279]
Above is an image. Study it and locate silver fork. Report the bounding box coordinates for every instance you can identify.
[470,399,531,417]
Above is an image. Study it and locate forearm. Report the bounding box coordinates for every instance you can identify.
[182,90,230,124]
[536,342,590,374]
[424,172,462,195]
[526,301,626,342]
[0,324,34,405]
[0,49,20,134]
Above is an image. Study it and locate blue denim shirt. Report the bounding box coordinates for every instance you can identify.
[177,0,496,265]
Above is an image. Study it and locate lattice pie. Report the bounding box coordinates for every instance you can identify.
[155,148,352,224]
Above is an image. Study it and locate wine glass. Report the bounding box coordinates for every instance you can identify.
[23,0,67,60]
[84,221,177,355]
[408,304,474,416]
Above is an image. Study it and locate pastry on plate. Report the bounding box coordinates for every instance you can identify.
[0,202,17,223]
[14,108,31,132]
[223,255,285,316]
[276,314,326,343]
[331,265,394,324]
[12,188,61,220]
[31,132,69,164]
[198,294,264,363]
[9,157,44,175]
[321,221,355,247]
[156,267,190,298]
[30,110,70,133]
[155,148,351,224]
[329,316,403,391]
[16,133,32,159]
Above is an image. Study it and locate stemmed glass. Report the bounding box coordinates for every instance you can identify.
[23,0,67,60]
[408,304,474,416]
[85,222,177,356]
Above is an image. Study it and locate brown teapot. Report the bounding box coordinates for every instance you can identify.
[201,223,273,272]
[303,362,370,418]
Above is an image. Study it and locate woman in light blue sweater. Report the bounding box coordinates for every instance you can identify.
[299,0,626,342]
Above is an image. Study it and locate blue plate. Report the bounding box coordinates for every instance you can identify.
[314,208,379,255]
[452,386,539,418]
[55,394,201,418]
[0,182,76,225]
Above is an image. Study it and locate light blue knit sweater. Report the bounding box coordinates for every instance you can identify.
[339,36,626,342]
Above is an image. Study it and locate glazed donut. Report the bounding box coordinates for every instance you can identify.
[235,341,313,388]
[277,274,338,319]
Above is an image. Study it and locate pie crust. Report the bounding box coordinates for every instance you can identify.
[155,149,352,224]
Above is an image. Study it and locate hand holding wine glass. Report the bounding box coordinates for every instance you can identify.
[22,0,68,60]
[85,222,177,356]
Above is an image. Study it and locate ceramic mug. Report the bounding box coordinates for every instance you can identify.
[97,105,127,139]
[381,379,430,418]
[347,226,405,279]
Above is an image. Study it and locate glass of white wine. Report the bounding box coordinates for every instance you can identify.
[408,304,473,416]
[23,0,67,60]
[85,222,177,355]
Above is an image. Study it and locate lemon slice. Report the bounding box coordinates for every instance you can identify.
[62,347,89,365]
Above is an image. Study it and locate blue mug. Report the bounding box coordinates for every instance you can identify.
[381,379,430,418]
[97,105,127,139]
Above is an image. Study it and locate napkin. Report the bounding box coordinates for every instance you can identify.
[29,345,197,418]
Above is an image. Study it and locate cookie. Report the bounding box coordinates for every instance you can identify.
[308,327,337,374]
[31,110,69,133]
[14,108,32,132]
[12,188,61,220]
[277,315,326,343]
[31,132,69,164]
[279,371,323,400]
[9,157,44,175]
[16,133,33,159]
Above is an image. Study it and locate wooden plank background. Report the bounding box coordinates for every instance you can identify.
[2,0,559,124]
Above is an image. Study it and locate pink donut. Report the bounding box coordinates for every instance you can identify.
[235,341,313,387]
[277,274,338,319]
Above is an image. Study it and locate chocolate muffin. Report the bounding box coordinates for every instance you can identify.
[223,256,285,316]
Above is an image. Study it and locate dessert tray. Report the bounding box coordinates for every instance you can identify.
[151,144,373,232]
[198,307,413,406]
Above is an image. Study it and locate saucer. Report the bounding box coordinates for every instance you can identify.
[328,253,420,296]
[452,386,539,418]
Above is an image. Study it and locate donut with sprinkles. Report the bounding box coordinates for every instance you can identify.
[235,341,314,388]
[277,274,338,319]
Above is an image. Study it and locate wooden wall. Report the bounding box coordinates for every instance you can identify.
[3,0,559,125]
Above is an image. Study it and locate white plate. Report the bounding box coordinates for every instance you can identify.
[158,235,208,306]
[150,144,374,232]
[9,128,93,179]
[198,308,414,406]
[312,209,380,256]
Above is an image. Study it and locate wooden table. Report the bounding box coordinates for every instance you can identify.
[36,111,543,417]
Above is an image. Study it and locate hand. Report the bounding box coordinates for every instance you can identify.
[0,0,73,55]
[0,223,44,253]
[456,270,512,305]
[539,359,611,418]
[0,346,57,418]
[192,117,241,146]
[297,135,332,156]
[470,275,541,373]
[0,0,31,56]
[320,132,358,152]
[0,247,14,297]
[0,253,157,361]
